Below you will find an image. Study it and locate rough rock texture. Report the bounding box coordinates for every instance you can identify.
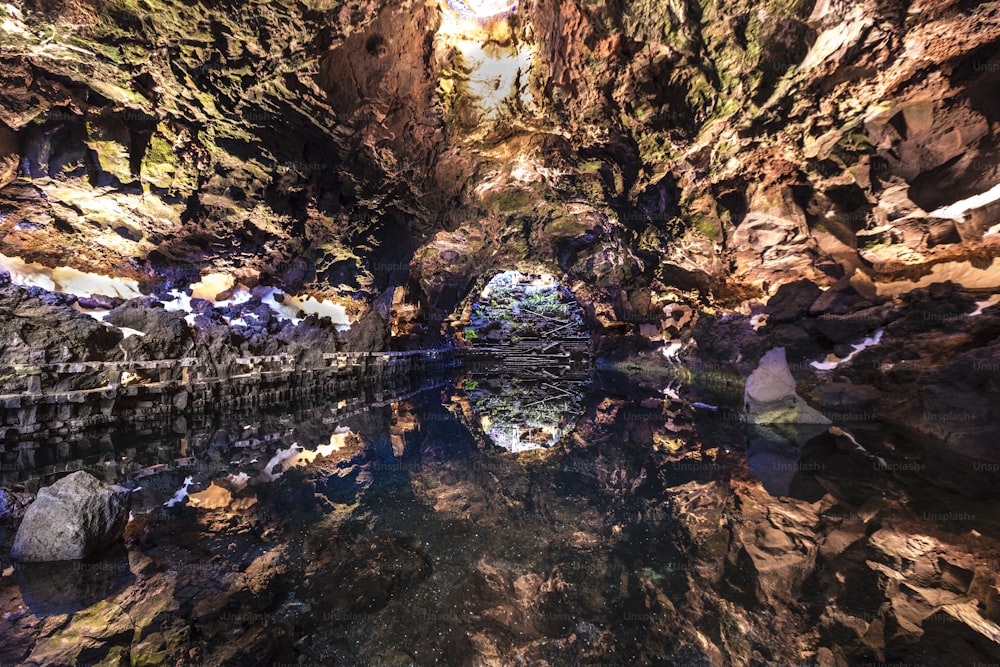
[0,489,31,521]
[0,121,17,188]
[11,471,130,561]
[0,278,124,365]
[0,0,996,345]
[1,3,999,664]
[14,556,135,616]
[0,279,356,393]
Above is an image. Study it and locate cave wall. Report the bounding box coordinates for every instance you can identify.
[0,0,998,345]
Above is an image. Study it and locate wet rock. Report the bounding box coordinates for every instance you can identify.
[818,382,882,411]
[105,298,193,359]
[0,488,31,522]
[690,312,770,372]
[809,275,874,316]
[769,322,827,364]
[343,306,390,352]
[76,295,124,310]
[814,305,892,344]
[0,284,123,375]
[11,471,130,561]
[765,279,822,322]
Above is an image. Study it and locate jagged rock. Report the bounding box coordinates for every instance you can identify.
[0,488,31,522]
[11,471,130,561]
[0,122,17,189]
[0,284,124,390]
[809,275,874,316]
[105,298,194,359]
[765,279,822,323]
[732,213,824,288]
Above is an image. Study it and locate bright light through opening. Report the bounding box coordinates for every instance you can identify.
[444,0,517,22]
[436,0,535,124]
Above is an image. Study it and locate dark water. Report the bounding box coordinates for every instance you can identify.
[2,369,1000,666]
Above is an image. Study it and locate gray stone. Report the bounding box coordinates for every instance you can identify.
[11,471,130,562]
[746,347,798,404]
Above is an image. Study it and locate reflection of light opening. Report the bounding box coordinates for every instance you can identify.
[0,252,142,299]
[444,0,517,22]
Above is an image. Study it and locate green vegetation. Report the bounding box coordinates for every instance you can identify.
[489,188,534,214]
[838,129,874,152]
[692,213,722,241]
[520,291,570,318]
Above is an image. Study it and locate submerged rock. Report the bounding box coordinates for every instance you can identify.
[11,471,130,562]
[818,381,882,411]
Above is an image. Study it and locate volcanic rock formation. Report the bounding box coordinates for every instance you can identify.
[11,470,130,561]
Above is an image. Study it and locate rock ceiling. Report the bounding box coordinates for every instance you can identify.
[0,0,998,327]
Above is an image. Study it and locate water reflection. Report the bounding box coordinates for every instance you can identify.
[745,422,829,497]
[14,550,134,617]
[458,376,589,452]
[2,369,1000,666]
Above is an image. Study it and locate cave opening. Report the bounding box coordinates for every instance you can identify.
[452,270,591,452]
[457,270,589,361]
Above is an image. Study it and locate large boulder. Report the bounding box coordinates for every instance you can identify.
[11,471,130,562]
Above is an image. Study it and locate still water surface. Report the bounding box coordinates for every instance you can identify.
[2,369,999,666]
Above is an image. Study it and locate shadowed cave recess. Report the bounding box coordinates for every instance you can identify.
[2,0,1000,664]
